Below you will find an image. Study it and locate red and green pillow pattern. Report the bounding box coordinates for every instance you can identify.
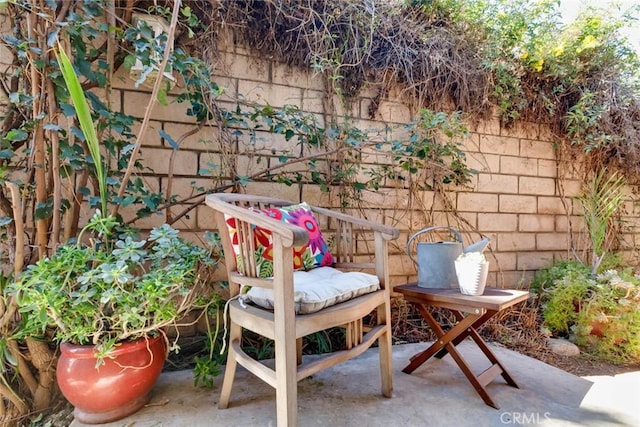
[226,202,334,278]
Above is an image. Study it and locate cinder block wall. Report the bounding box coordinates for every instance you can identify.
[2,22,637,288]
[107,35,603,289]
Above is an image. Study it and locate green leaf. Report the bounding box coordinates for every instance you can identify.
[123,54,137,70]
[157,87,168,106]
[43,123,62,131]
[59,103,76,117]
[353,182,366,190]
[6,129,28,142]
[55,44,107,215]
[46,28,59,47]
[159,129,179,149]
[35,201,53,220]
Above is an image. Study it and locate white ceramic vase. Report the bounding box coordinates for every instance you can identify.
[455,260,489,296]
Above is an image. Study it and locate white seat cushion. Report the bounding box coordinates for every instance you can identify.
[244,267,380,314]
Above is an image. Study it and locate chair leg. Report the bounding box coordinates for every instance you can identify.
[378,304,393,398]
[274,313,298,426]
[218,323,241,409]
[296,337,303,365]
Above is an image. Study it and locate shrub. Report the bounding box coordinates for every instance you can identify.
[534,261,640,363]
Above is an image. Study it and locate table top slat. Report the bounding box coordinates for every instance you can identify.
[395,284,530,311]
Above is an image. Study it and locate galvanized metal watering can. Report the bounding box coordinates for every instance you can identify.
[406,226,490,288]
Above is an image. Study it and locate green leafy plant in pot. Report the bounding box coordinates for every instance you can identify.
[9,212,219,423]
[5,44,221,424]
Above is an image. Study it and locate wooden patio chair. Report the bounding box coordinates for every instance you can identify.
[205,193,399,427]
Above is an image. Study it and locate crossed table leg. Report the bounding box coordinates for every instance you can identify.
[396,286,530,410]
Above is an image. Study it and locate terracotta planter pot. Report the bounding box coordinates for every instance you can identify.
[57,334,167,424]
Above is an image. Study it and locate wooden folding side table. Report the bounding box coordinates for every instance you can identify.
[395,284,530,409]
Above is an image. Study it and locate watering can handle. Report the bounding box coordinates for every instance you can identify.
[406,226,464,266]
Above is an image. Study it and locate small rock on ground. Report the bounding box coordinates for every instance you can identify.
[547,337,580,357]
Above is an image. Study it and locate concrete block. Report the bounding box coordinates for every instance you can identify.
[538,196,568,215]
[235,154,262,177]
[328,96,359,118]
[141,147,199,176]
[556,215,585,233]
[166,205,198,231]
[562,178,582,197]
[351,118,390,137]
[520,139,556,160]
[465,153,499,174]
[476,173,518,194]
[243,181,301,201]
[161,177,211,200]
[138,176,161,194]
[162,122,221,151]
[536,232,570,251]
[238,80,302,108]
[457,212,477,228]
[461,133,481,153]
[456,193,498,212]
[359,97,376,120]
[419,191,446,212]
[198,151,224,178]
[129,209,168,230]
[221,52,270,82]
[519,214,555,232]
[479,134,519,156]
[195,204,217,231]
[388,253,415,277]
[123,91,195,123]
[489,251,517,271]
[209,76,239,103]
[500,156,537,176]
[471,116,501,136]
[252,129,302,154]
[131,120,163,147]
[478,213,518,231]
[519,176,556,196]
[538,159,557,178]
[302,89,326,114]
[517,251,555,271]
[499,195,537,213]
[497,233,536,251]
[359,148,393,166]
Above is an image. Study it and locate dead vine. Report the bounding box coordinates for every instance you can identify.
[196,0,491,119]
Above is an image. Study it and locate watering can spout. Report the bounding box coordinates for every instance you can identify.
[463,237,490,254]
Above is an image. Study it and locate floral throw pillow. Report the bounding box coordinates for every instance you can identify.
[225,202,333,278]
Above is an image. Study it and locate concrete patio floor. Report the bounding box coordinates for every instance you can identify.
[72,342,640,427]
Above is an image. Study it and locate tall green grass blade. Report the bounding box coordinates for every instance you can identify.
[55,43,107,215]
